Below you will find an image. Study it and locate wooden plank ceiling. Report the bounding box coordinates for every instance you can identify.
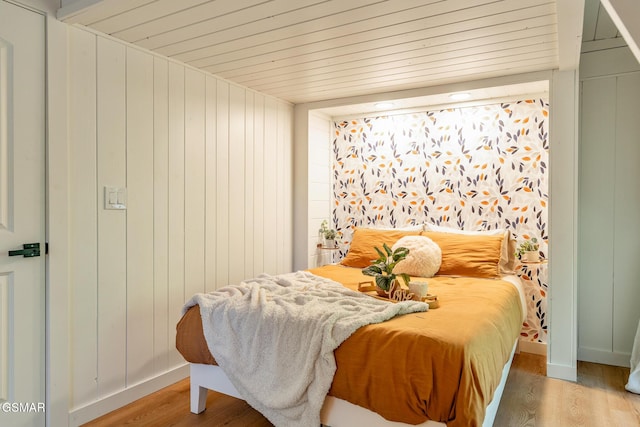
[59,0,560,104]
[583,0,620,42]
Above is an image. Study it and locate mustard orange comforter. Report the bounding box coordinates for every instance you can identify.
[176,265,523,426]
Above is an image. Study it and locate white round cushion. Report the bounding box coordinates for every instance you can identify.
[392,235,442,278]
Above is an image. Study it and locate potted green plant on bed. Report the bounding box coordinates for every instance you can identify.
[362,243,411,297]
[515,237,540,263]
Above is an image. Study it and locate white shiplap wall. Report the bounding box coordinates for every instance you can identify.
[67,26,293,414]
[307,111,332,268]
[578,46,640,367]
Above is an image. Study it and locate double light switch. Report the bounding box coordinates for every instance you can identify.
[104,186,127,210]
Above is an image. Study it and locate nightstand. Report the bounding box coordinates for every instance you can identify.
[316,245,340,266]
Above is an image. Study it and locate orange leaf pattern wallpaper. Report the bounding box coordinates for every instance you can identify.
[331,99,549,343]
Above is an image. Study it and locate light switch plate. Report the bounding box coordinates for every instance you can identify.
[104,186,127,210]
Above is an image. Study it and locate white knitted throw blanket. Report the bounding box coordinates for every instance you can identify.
[182,271,428,427]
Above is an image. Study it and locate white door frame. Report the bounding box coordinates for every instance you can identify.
[2,3,69,426]
[44,14,70,427]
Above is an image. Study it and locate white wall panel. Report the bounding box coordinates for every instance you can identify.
[153,56,170,372]
[578,78,616,353]
[166,62,186,367]
[276,105,285,273]
[215,81,230,288]
[244,92,255,279]
[228,85,246,284]
[282,103,294,273]
[613,73,640,356]
[578,47,640,367]
[253,95,265,274]
[96,36,127,397]
[307,112,332,267]
[263,97,278,274]
[67,26,294,417]
[68,27,98,407]
[204,76,217,293]
[184,69,206,298]
[125,47,155,386]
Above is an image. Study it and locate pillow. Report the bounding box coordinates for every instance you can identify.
[423,224,516,274]
[391,235,441,278]
[340,227,422,268]
[369,224,424,231]
[421,231,504,278]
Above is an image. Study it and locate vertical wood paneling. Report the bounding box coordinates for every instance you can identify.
[307,112,332,268]
[125,47,155,385]
[96,36,127,397]
[579,50,640,367]
[228,85,245,284]
[68,27,98,407]
[282,104,293,273]
[67,27,295,415]
[205,76,217,292]
[216,81,230,287]
[253,95,265,274]
[578,78,616,353]
[276,104,285,273]
[184,69,206,297]
[613,73,640,355]
[153,56,169,372]
[244,91,255,279]
[262,97,278,274]
[167,62,185,367]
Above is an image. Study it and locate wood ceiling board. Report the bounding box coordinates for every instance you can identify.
[601,0,640,64]
[230,26,557,87]
[58,0,568,104]
[189,0,554,72]
[216,11,556,80]
[116,0,322,45]
[278,58,557,104]
[242,37,557,95]
[159,0,451,61]
[594,4,620,40]
[58,0,156,25]
[265,48,558,96]
[270,53,558,102]
[88,0,214,34]
[581,0,599,42]
[134,0,386,52]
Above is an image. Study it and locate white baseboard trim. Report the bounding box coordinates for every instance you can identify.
[68,364,189,427]
[518,340,547,356]
[578,347,631,368]
[547,362,577,382]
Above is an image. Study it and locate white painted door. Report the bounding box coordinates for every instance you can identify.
[0,1,46,426]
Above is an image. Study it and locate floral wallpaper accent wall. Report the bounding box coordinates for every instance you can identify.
[331,99,549,343]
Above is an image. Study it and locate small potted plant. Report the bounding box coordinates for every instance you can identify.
[362,243,411,296]
[515,237,540,263]
[319,220,338,248]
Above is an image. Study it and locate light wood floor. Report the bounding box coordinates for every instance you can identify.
[83,353,640,427]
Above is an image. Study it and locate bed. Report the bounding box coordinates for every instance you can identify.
[176,227,526,427]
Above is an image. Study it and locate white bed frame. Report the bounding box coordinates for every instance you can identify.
[189,341,517,426]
